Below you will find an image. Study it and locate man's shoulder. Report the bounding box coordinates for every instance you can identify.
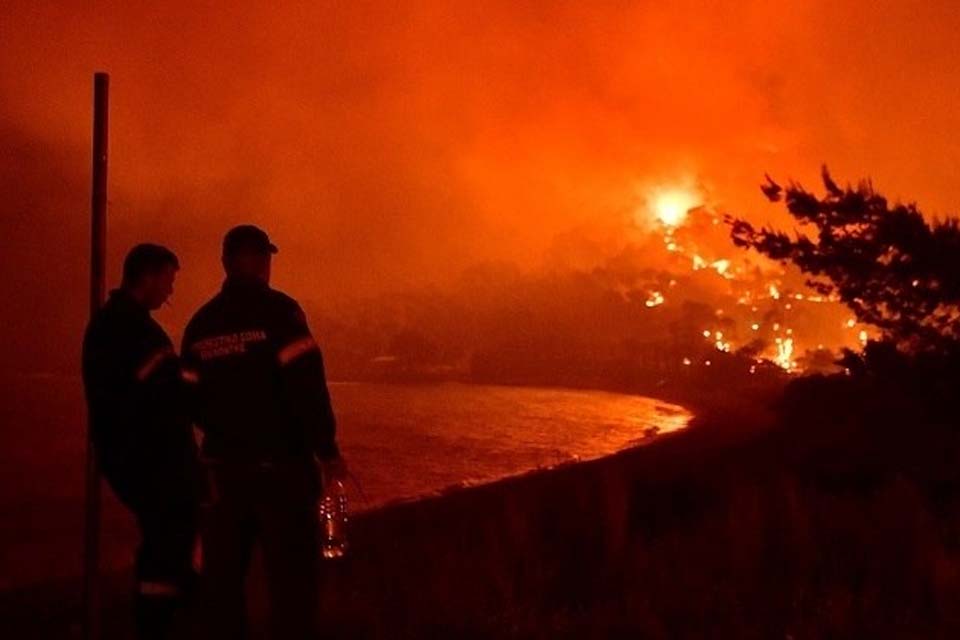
[83,307,112,347]
[85,297,139,339]
[91,295,130,324]
[85,304,112,333]
[264,287,301,311]
[263,288,311,333]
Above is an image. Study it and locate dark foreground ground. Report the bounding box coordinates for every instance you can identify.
[4,386,960,638]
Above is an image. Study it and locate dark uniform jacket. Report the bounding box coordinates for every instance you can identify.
[82,289,197,506]
[180,277,339,465]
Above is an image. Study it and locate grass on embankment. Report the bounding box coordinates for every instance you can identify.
[318,386,960,638]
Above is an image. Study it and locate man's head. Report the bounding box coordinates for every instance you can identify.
[122,244,179,310]
[221,224,278,284]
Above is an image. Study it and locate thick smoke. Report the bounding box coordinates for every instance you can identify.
[1,1,959,375]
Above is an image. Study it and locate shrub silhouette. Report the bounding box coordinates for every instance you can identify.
[729,167,960,355]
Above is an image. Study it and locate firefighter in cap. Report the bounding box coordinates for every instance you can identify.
[82,243,200,640]
[182,225,345,639]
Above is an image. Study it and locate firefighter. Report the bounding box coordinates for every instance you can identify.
[81,243,200,640]
[181,225,345,639]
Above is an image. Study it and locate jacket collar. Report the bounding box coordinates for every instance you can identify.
[221,275,269,294]
[108,288,150,318]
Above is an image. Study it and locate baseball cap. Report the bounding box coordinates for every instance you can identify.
[222,225,278,257]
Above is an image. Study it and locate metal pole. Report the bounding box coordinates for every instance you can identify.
[83,71,109,640]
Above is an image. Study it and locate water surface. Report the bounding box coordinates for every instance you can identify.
[334,382,690,509]
[0,376,690,588]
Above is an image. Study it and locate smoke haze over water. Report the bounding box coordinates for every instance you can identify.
[2,1,960,375]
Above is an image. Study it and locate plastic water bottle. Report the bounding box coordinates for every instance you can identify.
[319,479,348,559]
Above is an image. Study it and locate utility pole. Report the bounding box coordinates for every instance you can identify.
[83,70,109,640]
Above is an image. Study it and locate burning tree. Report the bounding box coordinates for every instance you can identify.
[729,168,960,356]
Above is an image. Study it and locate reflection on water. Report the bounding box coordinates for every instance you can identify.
[331,382,691,510]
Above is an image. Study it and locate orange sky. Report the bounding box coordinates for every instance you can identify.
[2,0,959,373]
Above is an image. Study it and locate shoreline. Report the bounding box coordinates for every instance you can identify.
[0,375,697,586]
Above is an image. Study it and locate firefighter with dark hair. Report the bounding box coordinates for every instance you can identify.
[182,225,345,639]
[82,243,200,640]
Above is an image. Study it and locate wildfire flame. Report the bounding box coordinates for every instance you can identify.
[639,182,863,375]
[651,189,699,228]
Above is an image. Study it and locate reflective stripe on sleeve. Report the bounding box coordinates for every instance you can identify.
[277,336,317,366]
[181,368,200,384]
[135,347,174,382]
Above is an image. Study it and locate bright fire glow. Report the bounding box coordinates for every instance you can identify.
[652,189,699,227]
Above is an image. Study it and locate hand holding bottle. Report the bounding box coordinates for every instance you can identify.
[317,455,349,560]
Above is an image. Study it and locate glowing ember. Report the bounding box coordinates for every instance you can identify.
[774,337,796,371]
[714,331,731,353]
[645,291,665,307]
[711,259,732,278]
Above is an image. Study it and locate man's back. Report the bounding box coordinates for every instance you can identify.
[181,276,338,464]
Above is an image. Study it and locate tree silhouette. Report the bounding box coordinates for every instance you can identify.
[729,167,960,353]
